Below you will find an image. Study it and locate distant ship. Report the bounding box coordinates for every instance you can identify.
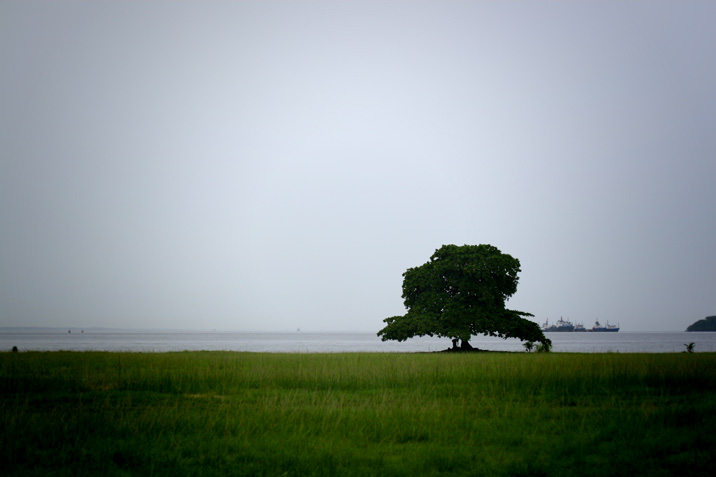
[542,318,619,332]
[589,320,619,332]
[541,317,575,332]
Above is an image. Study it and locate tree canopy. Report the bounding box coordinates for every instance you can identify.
[378,244,551,351]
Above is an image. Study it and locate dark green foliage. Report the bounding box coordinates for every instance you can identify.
[378,244,551,349]
[686,315,716,331]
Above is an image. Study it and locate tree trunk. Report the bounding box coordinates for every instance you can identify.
[460,340,473,350]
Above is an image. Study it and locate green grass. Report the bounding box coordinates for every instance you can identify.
[2,351,715,476]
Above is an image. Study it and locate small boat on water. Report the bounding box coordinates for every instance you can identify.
[589,320,619,332]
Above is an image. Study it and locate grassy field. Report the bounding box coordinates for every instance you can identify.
[1,351,715,476]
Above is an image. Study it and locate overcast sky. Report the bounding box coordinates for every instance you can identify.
[1,1,714,333]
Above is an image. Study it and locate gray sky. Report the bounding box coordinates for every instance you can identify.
[2,1,715,333]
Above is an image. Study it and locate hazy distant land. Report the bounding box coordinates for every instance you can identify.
[687,316,716,332]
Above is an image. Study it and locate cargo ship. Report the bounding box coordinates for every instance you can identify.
[541,317,575,332]
[589,320,619,332]
[542,318,619,332]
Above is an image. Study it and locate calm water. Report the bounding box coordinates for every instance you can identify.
[2,330,716,353]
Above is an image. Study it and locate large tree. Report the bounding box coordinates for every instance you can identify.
[378,244,551,351]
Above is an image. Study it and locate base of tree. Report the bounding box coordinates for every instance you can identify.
[442,341,487,352]
[441,347,487,353]
[445,339,479,352]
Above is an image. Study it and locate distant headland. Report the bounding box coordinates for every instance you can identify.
[686,316,716,331]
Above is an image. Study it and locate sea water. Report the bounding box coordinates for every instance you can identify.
[2,330,716,353]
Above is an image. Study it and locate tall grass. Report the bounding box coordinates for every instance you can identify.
[2,351,715,476]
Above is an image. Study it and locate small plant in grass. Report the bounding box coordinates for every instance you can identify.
[523,341,535,352]
[535,341,552,352]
